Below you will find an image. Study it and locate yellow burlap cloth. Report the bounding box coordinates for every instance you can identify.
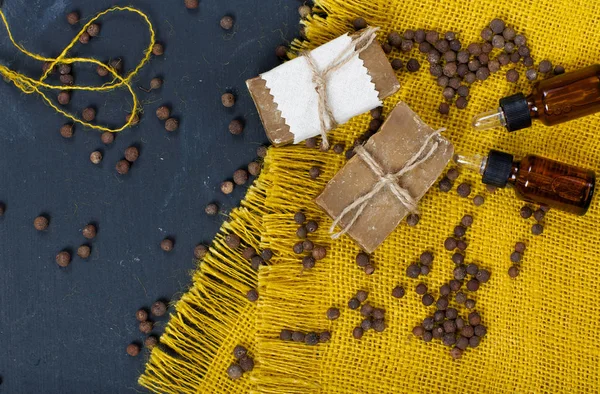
[140,0,600,392]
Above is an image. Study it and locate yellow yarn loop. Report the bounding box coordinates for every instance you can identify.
[0,6,156,133]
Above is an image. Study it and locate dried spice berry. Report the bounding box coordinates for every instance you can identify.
[248,161,261,176]
[452,252,464,265]
[59,74,74,85]
[246,289,259,302]
[476,269,491,283]
[136,308,148,322]
[34,216,49,231]
[473,195,485,206]
[348,298,360,310]
[221,93,235,107]
[250,256,264,271]
[304,332,319,346]
[160,238,174,252]
[442,87,455,100]
[60,124,74,139]
[474,325,487,337]
[82,224,97,239]
[412,325,424,337]
[420,251,433,266]
[457,183,471,197]
[415,283,427,295]
[439,177,453,192]
[227,364,243,380]
[54,250,71,267]
[453,265,467,280]
[127,343,141,357]
[67,11,80,25]
[228,119,244,135]
[392,286,405,298]
[205,203,219,216]
[101,132,114,145]
[123,146,139,163]
[510,52,521,63]
[532,223,544,235]
[406,214,420,226]
[353,290,367,303]
[139,320,153,334]
[221,181,234,195]
[422,293,434,306]
[242,247,256,260]
[327,307,340,320]
[444,237,457,251]
[492,34,505,49]
[279,329,293,341]
[275,45,287,58]
[465,299,476,309]
[455,291,467,304]
[406,264,421,278]
[82,107,96,122]
[353,17,367,30]
[510,251,522,263]
[302,240,314,252]
[298,4,311,18]
[352,326,364,339]
[457,240,467,251]
[454,225,466,238]
[332,143,345,154]
[506,69,520,83]
[449,279,462,292]
[515,242,526,253]
[156,106,171,121]
[57,91,70,105]
[165,118,179,132]
[312,246,326,260]
[145,335,158,350]
[291,331,305,342]
[520,205,533,219]
[456,97,468,110]
[425,31,439,44]
[406,59,420,72]
[466,278,480,292]
[87,23,100,37]
[225,234,241,249]
[58,64,72,75]
[319,331,331,343]
[305,220,318,233]
[233,169,249,186]
[533,208,545,221]
[526,69,538,81]
[293,212,306,225]
[194,244,208,259]
[79,32,90,44]
[185,0,199,9]
[116,160,130,175]
[360,303,374,316]
[508,265,520,278]
[364,264,375,275]
[308,166,321,179]
[293,242,304,254]
[554,65,565,75]
[151,301,167,317]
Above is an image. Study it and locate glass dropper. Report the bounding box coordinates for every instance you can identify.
[453,154,488,175]
[472,108,507,131]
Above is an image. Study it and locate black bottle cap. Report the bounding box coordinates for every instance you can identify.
[482,150,514,187]
[499,93,532,132]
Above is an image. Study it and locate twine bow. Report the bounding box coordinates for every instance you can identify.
[330,128,446,239]
[301,27,379,150]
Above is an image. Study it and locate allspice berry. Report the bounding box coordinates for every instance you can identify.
[145,335,159,350]
[126,113,139,126]
[152,43,164,56]
[194,244,208,259]
[160,238,174,252]
[229,119,244,135]
[248,161,261,176]
[220,15,234,30]
[221,181,234,194]
[58,64,72,75]
[116,160,130,175]
[87,23,101,37]
[150,77,163,90]
[205,203,218,215]
[165,118,179,132]
[82,224,97,239]
[90,150,103,164]
[56,251,71,267]
[126,343,141,357]
[101,132,114,145]
[82,107,96,122]
[57,91,70,105]
[139,321,153,334]
[185,0,199,9]
[156,106,170,120]
[77,245,91,259]
[221,93,235,107]
[97,65,109,77]
[233,169,249,185]
[151,301,167,317]
[124,146,139,162]
[136,309,148,322]
[275,45,287,58]
[79,32,90,44]
[34,216,49,231]
[60,74,74,85]
[66,11,80,25]
[60,124,74,138]
[225,234,241,249]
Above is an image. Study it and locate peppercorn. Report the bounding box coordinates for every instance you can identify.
[466,263,479,276]
[34,216,49,231]
[532,223,544,235]
[453,265,467,280]
[292,242,304,254]
[126,113,140,126]
[360,319,372,331]
[59,74,74,85]
[391,285,405,299]
[142,335,158,351]
[439,102,450,116]
[554,65,565,75]
[454,225,466,238]
[126,343,141,357]
[474,325,487,337]
[312,246,326,261]
[415,283,427,295]
[506,68,520,83]
[348,297,360,310]
[422,293,434,306]
[159,238,174,252]
[194,244,208,259]
[101,132,114,145]
[331,143,345,155]
[298,4,311,18]
[514,242,526,254]
[59,124,74,139]
[444,237,457,251]
[510,52,521,63]
[246,289,259,302]
[360,303,373,316]
[66,11,80,25]
[57,64,72,76]
[219,181,234,195]
[87,23,100,37]
[185,0,199,9]
[149,301,167,317]
[457,240,467,251]
[406,213,420,226]
[526,69,538,81]
[319,331,331,343]
[74,244,90,259]
[473,195,485,206]
[326,307,340,320]
[406,263,421,278]
[223,234,240,250]
[455,292,467,304]
[305,220,318,233]
[226,364,243,380]
[406,59,420,72]
[439,177,453,192]
[456,183,471,198]
[82,107,96,122]
[153,106,170,121]
[533,208,546,222]
[115,160,130,175]
[452,252,464,265]
[466,278,480,292]
[364,264,375,275]
[242,247,256,260]
[476,67,490,81]
[245,161,261,177]
[163,118,178,132]
[250,255,264,270]
[388,31,402,47]
[306,166,321,180]
[81,224,96,239]
[219,93,236,109]
[278,329,292,341]
[412,325,425,337]
[79,32,90,44]
[57,91,70,105]
[508,265,520,278]
[455,97,468,110]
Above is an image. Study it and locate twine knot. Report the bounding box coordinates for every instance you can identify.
[330,128,446,239]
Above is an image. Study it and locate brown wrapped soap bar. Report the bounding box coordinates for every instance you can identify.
[247,27,400,147]
[315,102,454,253]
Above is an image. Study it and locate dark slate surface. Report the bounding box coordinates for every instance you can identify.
[0,0,299,392]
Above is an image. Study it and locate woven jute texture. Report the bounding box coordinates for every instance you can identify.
[140,0,600,392]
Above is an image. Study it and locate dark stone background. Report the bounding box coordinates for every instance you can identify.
[0,0,298,392]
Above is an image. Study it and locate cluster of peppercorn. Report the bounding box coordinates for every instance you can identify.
[278,329,331,345]
[126,300,168,357]
[37,217,98,267]
[292,212,328,270]
[439,167,491,206]
[509,241,527,278]
[354,251,376,275]
[226,345,255,380]
[347,290,388,339]
[348,17,565,115]
[519,203,548,236]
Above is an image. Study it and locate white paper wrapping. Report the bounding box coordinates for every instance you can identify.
[261,33,382,144]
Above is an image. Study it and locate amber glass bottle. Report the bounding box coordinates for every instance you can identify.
[472,65,600,131]
[456,150,595,215]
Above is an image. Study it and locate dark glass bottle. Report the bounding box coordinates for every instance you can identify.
[472,65,600,132]
[456,150,595,215]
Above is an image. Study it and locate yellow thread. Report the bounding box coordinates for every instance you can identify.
[0,6,156,133]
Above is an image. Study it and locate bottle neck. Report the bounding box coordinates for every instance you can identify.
[526,94,539,120]
[506,161,521,185]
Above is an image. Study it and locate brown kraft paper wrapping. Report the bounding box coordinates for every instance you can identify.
[315,102,454,253]
[246,30,400,147]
